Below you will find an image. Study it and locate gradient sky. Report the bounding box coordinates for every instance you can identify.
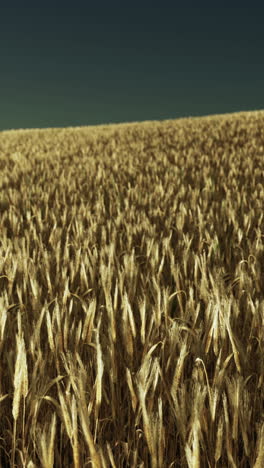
[1,2,263,131]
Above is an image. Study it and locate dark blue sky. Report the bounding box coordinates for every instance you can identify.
[1,2,263,131]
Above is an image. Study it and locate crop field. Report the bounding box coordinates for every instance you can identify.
[0,109,264,467]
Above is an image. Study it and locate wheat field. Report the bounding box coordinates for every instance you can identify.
[0,110,264,467]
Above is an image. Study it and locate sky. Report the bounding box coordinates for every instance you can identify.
[0,2,263,132]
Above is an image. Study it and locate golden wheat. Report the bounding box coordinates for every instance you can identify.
[0,109,263,466]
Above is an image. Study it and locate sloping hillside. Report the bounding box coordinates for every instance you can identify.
[0,109,264,467]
